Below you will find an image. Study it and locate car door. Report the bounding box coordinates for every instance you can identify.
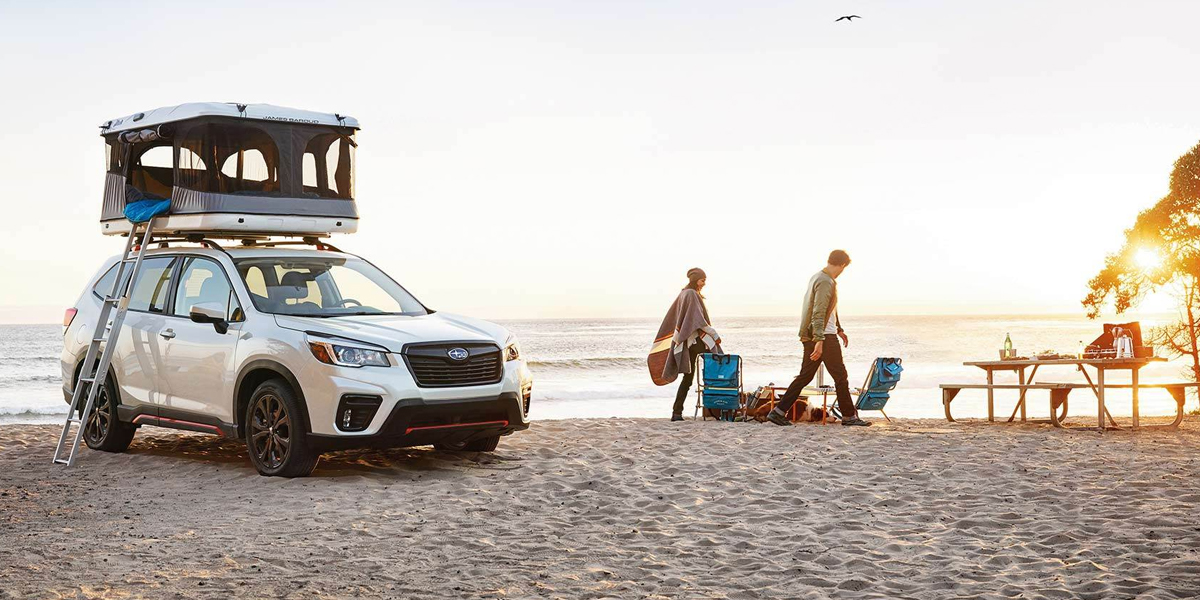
[109,256,178,411]
[159,256,244,424]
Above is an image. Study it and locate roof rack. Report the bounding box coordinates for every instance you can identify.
[236,237,343,253]
[124,233,339,254]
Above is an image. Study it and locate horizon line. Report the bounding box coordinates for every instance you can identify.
[3,310,1177,327]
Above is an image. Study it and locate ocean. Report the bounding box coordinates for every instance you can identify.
[3,315,1193,425]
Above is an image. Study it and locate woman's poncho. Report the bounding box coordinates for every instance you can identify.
[647,289,723,386]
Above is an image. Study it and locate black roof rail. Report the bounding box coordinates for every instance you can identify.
[235,237,342,252]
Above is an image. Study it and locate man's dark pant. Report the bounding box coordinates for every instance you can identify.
[673,343,706,415]
[775,334,856,420]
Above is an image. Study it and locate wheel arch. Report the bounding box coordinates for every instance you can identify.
[234,360,312,437]
[71,356,122,402]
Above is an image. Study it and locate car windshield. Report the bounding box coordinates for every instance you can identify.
[234,256,428,318]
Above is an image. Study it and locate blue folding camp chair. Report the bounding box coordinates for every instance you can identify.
[694,354,743,421]
[829,357,903,422]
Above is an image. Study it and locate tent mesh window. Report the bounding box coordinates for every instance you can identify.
[177,122,282,196]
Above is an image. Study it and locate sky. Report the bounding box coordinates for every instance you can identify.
[0,0,1197,323]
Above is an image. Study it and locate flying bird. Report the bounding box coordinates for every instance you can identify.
[835,15,861,22]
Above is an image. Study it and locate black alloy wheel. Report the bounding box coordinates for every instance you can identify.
[80,372,136,452]
[245,379,319,477]
[250,392,291,470]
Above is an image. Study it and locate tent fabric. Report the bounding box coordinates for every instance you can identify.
[170,187,358,218]
[123,199,172,223]
[101,173,127,221]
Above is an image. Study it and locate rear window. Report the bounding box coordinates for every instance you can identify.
[91,264,120,299]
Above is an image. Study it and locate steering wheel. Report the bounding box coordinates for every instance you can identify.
[334,298,362,308]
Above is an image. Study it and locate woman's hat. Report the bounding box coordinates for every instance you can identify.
[687,268,706,282]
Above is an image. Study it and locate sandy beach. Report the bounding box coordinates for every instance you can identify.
[3,417,1200,599]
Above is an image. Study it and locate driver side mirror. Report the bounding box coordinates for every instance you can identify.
[189,302,229,334]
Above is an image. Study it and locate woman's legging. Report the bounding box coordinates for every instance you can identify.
[672,343,707,416]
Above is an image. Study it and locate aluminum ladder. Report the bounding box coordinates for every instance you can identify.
[52,219,157,466]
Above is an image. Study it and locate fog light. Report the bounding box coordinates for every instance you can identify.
[336,395,383,432]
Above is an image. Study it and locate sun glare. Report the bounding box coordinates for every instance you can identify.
[1134,248,1162,271]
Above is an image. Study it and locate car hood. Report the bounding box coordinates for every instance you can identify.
[273,312,510,353]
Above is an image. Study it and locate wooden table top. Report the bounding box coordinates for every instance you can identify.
[964,357,1166,368]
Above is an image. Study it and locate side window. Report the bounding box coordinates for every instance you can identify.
[128,257,177,313]
[172,257,242,321]
[92,264,120,299]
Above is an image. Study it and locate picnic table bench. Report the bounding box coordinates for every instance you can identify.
[940,357,1198,431]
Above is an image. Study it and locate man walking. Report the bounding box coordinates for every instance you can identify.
[767,250,870,427]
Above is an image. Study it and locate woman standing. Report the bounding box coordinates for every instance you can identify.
[647,268,723,421]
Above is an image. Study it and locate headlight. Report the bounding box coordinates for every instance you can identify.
[504,335,522,362]
[307,336,391,368]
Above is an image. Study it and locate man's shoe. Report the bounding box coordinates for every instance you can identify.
[766,410,793,426]
[842,417,871,427]
[671,413,685,422]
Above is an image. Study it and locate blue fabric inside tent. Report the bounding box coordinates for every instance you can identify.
[123,199,171,223]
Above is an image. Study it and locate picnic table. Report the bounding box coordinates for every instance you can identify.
[940,357,1198,431]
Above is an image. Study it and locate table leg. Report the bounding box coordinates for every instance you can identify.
[1097,367,1106,433]
[987,369,995,422]
[1132,367,1140,430]
[1008,365,1039,423]
[1019,367,1027,423]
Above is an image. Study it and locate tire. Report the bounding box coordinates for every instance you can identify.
[435,434,501,452]
[80,371,136,453]
[244,379,319,477]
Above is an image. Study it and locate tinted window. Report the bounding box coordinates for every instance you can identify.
[92,264,120,299]
[173,257,242,321]
[128,257,176,313]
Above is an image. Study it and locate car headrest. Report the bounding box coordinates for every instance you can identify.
[277,271,313,301]
[196,277,226,304]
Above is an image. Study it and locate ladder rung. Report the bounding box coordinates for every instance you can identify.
[79,377,96,383]
[66,418,82,424]
[104,297,123,303]
[92,337,107,343]
[52,458,70,465]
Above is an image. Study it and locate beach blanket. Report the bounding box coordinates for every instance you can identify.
[124,198,171,223]
[648,289,722,386]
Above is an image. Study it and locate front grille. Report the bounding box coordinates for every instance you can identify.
[404,343,503,387]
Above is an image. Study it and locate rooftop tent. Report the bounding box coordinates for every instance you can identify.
[99,103,361,237]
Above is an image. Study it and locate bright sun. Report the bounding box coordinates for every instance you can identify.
[1134,248,1162,271]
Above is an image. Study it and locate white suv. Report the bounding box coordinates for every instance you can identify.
[60,243,532,476]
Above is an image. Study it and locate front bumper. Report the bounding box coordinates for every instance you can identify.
[306,392,529,451]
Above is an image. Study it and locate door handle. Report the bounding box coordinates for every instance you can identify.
[159,329,176,340]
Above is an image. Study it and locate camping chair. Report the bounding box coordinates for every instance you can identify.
[828,357,903,422]
[694,354,743,421]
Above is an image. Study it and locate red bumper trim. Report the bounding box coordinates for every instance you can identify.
[405,420,509,435]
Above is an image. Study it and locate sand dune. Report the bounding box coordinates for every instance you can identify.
[2,417,1200,599]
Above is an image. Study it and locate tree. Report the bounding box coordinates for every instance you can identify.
[1083,141,1200,400]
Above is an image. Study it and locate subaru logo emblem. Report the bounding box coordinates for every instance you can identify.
[447,348,469,361]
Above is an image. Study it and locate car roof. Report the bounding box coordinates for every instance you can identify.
[107,246,354,263]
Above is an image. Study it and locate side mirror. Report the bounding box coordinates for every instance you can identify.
[189,302,229,334]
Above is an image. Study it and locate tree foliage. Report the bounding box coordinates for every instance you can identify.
[1083,141,1200,386]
